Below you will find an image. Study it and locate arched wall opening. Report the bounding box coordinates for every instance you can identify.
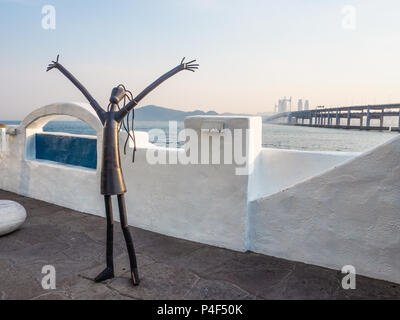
[19,103,103,170]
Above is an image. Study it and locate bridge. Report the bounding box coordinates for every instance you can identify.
[264,104,400,131]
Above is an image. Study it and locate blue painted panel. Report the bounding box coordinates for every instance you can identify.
[35,134,97,169]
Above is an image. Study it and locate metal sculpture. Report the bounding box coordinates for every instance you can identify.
[47,55,198,285]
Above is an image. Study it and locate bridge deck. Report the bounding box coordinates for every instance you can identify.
[266,104,400,131]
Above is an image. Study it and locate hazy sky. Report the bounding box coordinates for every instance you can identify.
[1,0,400,119]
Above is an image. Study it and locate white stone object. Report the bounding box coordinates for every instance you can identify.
[0,200,27,236]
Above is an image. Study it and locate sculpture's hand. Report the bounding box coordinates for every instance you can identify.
[115,57,199,122]
[46,54,60,72]
[179,57,199,72]
[45,54,105,122]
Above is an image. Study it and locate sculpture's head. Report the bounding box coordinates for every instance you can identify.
[109,86,126,104]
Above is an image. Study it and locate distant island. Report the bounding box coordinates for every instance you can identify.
[1,106,272,123]
[134,105,218,121]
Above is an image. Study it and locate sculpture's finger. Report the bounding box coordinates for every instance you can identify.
[186,59,196,64]
[180,57,186,64]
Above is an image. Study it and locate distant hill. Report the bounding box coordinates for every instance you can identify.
[134,105,218,121]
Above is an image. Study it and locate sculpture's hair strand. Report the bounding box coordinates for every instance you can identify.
[115,85,137,163]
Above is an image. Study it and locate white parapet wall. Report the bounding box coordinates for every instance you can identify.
[248,148,358,201]
[248,135,400,284]
[0,102,352,252]
[0,104,266,251]
[3,102,399,284]
[121,115,263,251]
[0,127,6,152]
[0,103,104,215]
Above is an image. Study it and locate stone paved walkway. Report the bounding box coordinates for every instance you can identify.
[0,189,399,300]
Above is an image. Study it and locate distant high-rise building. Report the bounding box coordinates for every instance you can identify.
[304,100,310,110]
[275,97,294,113]
[280,99,287,113]
[278,99,283,113]
[297,99,303,111]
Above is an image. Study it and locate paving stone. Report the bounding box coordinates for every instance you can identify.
[0,259,45,300]
[108,262,199,300]
[1,188,399,300]
[67,277,133,300]
[172,246,238,276]
[205,252,297,298]
[335,273,400,300]
[137,233,205,263]
[31,291,71,300]
[79,252,155,281]
[183,279,251,300]
[263,262,342,299]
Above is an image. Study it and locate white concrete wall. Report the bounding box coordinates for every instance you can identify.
[0,105,262,251]
[0,103,104,215]
[3,102,399,284]
[248,148,358,201]
[249,135,400,284]
[0,128,6,152]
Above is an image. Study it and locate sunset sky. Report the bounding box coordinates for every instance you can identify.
[1,0,400,119]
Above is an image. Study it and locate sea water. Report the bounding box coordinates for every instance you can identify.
[1,120,396,152]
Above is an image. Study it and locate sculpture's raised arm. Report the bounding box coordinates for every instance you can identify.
[47,55,105,123]
[115,58,199,122]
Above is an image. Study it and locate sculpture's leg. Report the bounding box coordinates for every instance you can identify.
[117,194,140,285]
[94,195,115,282]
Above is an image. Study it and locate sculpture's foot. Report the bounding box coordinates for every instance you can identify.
[94,267,114,283]
[131,267,140,286]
